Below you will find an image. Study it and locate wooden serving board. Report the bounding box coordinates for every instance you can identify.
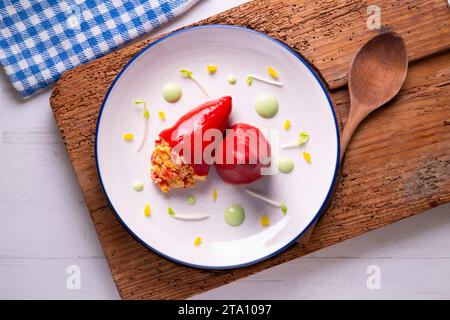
[50,0,450,299]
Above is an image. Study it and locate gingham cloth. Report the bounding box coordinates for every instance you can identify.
[0,0,199,98]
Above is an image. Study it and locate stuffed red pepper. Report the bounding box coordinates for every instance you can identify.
[151,96,232,192]
[215,123,271,184]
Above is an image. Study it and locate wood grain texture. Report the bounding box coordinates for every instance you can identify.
[200,0,450,89]
[49,0,450,299]
[50,0,450,93]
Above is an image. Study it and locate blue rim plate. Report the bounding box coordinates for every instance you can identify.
[95,25,340,270]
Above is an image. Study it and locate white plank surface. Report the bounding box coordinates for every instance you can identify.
[0,0,449,300]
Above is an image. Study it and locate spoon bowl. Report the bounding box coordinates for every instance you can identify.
[349,32,408,110]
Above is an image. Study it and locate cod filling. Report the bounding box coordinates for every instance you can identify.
[151,139,204,193]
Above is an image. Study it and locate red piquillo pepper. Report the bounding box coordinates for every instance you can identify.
[151,96,232,192]
[215,123,271,185]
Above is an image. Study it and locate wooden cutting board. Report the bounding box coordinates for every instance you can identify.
[50,0,450,299]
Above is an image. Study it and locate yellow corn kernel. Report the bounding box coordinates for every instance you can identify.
[261,215,270,227]
[158,111,166,121]
[303,152,312,163]
[194,236,202,246]
[207,65,217,74]
[268,66,279,79]
[144,204,151,217]
[284,120,291,130]
[123,133,134,141]
[213,189,218,202]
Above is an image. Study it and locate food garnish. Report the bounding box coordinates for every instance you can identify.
[207,65,217,74]
[180,69,210,98]
[245,189,288,214]
[151,97,232,193]
[299,131,310,144]
[268,66,279,79]
[133,181,144,192]
[261,215,270,227]
[167,207,210,220]
[134,99,150,152]
[158,111,166,121]
[144,204,151,217]
[180,69,193,78]
[282,131,310,149]
[172,214,210,221]
[213,189,218,202]
[283,120,291,130]
[255,93,279,118]
[123,133,134,141]
[277,156,294,173]
[194,237,202,246]
[246,75,283,87]
[162,82,182,103]
[186,195,196,205]
[224,205,245,226]
[227,75,237,85]
[303,151,312,163]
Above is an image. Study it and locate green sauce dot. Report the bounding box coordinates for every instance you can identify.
[186,195,196,205]
[255,94,278,118]
[224,205,245,226]
[163,82,182,103]
[278,157,294,173]
[227,75,237,85]
[133,181,144,192]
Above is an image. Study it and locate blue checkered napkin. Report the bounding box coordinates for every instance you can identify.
[0,0,199,98]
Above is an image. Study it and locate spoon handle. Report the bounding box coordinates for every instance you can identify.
[340,102,368,162]
[299,103,367,247]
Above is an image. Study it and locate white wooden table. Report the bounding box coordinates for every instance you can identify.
[1,0,449,300]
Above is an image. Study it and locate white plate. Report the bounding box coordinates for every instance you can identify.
[96,26,339,269]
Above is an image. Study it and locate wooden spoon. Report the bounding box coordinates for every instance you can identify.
[340,31,408,161]
[299,32,408,246]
